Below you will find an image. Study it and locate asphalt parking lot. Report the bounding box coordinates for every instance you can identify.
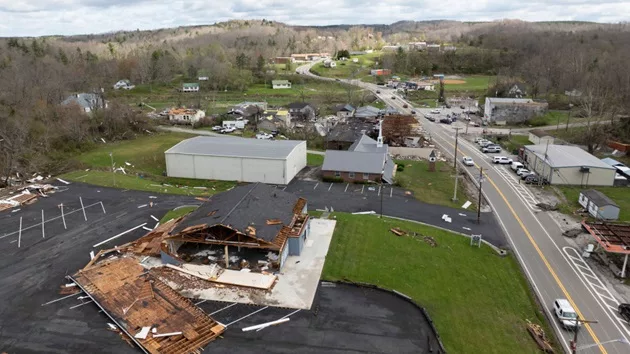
[205,282,442,353]
[283,180,506,247]
[0,182,197,354]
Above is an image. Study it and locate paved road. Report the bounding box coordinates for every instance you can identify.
[298,62,630,353]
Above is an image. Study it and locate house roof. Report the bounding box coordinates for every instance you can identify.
[183,83,199,88]
[322,150,386,174]
[272,80,290,85]
[525,145,615,170]
[581,189,619,208]
[354,106,381,118]
[288,102,313,109]
[349,134,388,154]
[529,129,553,138]
[334,104,355,113]
[172,183,300,242]
[165,136,305,160]
[61,93,103,109]
[327,121,374,143]
[168,108,203,115]
[486,97,542,105]
[601,157,625,167]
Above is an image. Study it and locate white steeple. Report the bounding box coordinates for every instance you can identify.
[377,119,384,148]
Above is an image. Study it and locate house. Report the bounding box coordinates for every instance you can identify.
[325,120,375,150]
[272,80,291,89]
[182,83,200,92]
[323,60,336,68]
[443,46,457,52]
[258,116,283,131]
[484,97,548,125]
[334,104,355,118]
[522,145,616,186]
[427,44,441,52]
[167,108,206,125]
[274,56,294,64]
[322,122,396,184]
[508,84,526,98]
[288,102,316,120]
[198,76,209,81]
[61,93,108,113]
[565,89,582,98]
[354,105,382,119]
[222,120,247,129]
[381,45,405,52]
[601,157,630,179]
[290,53,328,62]
[578,190,620,220]
[380,106,400,116]
[227,102,266,120]
[165,136,306,185]
[113,79,134,90]
[370,69,391,76]
[408,42,427,50]
[528,129,555,145]
[416,82,435,91]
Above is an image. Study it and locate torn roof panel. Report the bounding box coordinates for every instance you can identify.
[172,183,300,243]
[73,257,224,354]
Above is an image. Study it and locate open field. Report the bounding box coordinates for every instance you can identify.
[556,186,630,222]
[444,75,494,93]
[322,213,551,353]
[395,160,473,209]
[310,52,381,81]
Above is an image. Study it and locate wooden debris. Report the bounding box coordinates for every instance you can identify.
[266,219,283,225]
[195,197,210,202]
[245,225,256,236]
[526,320,554,353]
[390,227,406,236]
[423,236,438,247]
[59,284,81,295]
[207,210,217,216]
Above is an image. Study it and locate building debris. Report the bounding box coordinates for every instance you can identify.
[390,227,406,236]
[242,318,290,332]
[526,320,554,353]
[56,178,71,185]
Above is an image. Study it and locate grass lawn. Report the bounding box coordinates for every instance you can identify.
[160,206,198,223]
[307,153,324,166]
[493,134,531,154]
[556,186,630,222]
[322,213,551,353]
[445,75,494,93]
[395,160,472,209]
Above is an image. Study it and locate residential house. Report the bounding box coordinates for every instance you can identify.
[113,79,134,90]
[167,108,206,125]
[370,69,391,76]
[322,123,396,184]
[484,97,548,125]
[380,106,400,116]
[274,57,295,64]
[528,129,555,145]
[272,80,292,89]
[508,83,526,98]
[578,189,620,220]
[354,105,382,119]
[227,102,266,120]
[334,104,355,118]
[325,120,375,150]
[61,93,108,113]
[291,53,327,62]
[381,45,405,52]
[408,42,427,50]
[182,83,200,92]
[427,44,441,52]
[198,76,209,81]
[323,60,336,68]
[443,46,457,52]
[288,102,316,120]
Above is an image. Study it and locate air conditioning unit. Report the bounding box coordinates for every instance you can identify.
[580,166,590,173]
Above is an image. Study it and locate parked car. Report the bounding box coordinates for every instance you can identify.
[462,156,474,166]
[479,141,494,147]
[618,303,630,323]
[510,162,524,172]
[553,299,581,330]
[391,96,396,99]
[410,110,417,114]
[521,172,536,180]
[473,122,481,127]
[439,118,452,124]
[256,133,273,140]
[403,104,408,108]
[460,105,465,109]
[430,109,441,114]
[211,126,223,131]
[425,115,436,122]
[482,145,501,153]
[270,130,279,136]
[220,126,236,134]
[523,174,547,184]
[516,168,531,176]
[493,156,513,164]
[376,90,381,94]
[474,137,486,143]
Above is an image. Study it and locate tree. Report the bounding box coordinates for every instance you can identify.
[255,54,266,78]
[336,49,350,59]
[235,53,250,70]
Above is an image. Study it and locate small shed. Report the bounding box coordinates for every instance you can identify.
[578,189,620,220]
[528,129,555,145]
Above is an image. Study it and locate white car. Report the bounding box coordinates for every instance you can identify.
[479,140,494,147]
[211,125,223,131]
[553,299,581,330]
[256,133,273,140]
[220,126,236,134]
[462,157,474,166]
[516,168,530,176]
[493,156,513,164]
[482,145,501,153]
[430,109,441,114]
[510,162,524,171]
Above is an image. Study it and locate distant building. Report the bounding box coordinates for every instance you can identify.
[370,69,391,76]
[323,59,336,68]
[484,97,548,125]
[274,57,295,64]
[528,129,555,145]
[426,44,441,52]
[290,53,328,62]
[333,104,355,118]
[288,102,316,120]
[61,93,108,113]
[272,80,292,89]
[381,45,404,52]
[443,46,457,52]
[113,79,135,90]
[198,76,209,81]
[167,108,205,125]
[408,42,427,50]
[579,190,620,220]
[182,83,199,92]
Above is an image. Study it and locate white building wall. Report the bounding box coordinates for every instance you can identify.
[242,158,285,184]
[165,154,195,178]
[525,150,615,186]
[284,142,307,184]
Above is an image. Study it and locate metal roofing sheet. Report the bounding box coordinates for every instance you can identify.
[525,145,615,169]
[165,136,304,160]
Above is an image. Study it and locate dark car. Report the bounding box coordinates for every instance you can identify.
[391,96,396,99]
[411,110,417,114]
[460,105,465,109]
[270,129,279,136]
[619,303,630,322]
[425,115,436,122]
[445,104,452,109]
[403,104,408,108]
[439,118,452,124]
[376,90,381,93]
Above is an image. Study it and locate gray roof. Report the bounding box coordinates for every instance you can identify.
[327,121,374,143]
[61,93,104,109]
[173,183,299,242]
[348,134,388,154]
[486,97,535,104]
[334,104,355,112]
[525,145,615,170]
[354,106,381,118]
[581,189,619,208]
[165,136,305,160]
[601,158,625,167]
[322,150,385,174]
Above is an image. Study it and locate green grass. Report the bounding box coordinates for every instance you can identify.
[160,206,198,223]
[322,213,551,353]
[394,160,472,209]
[307,153,324,166]
[556,186,630,222]
[494,134,531,154]
[445,75,494,93]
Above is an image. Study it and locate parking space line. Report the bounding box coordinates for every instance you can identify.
[209,302,237,315]
[390,187,393,198]
[93,223,147,248]
[344,184,349,192]
[328,183,333,191]
[41,293,82,306]
[18,217,22,248]
[378,186,381,196]
[69,300,93,310]
[100,201,106,214]
[60,204,67,229]
[282,186,287,191]
[313,183,319,190]
[79,197,87,221]
[255,309,301,332]
[361,185,365,194]
[41,210,45,239]
[225,306,269,327]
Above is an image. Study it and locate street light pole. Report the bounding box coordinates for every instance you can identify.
[453,127,462,169]
[565,103,574,131]
[380,168,384,219]
[477,167,483,224]
[109,152,115,187]
[570,315,599,354]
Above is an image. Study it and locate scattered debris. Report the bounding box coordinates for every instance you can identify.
[134,326,151,339]
[536,202,558,211]
[242,318,290,332]
[526,320,554,353]
[390,227,406,237]
[423,236,438,247]
[562,229,582,238]
[266,219,283,225]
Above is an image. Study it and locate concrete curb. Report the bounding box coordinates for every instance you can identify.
[330,280,447,354]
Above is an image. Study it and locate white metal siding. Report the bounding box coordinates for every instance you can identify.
[284,142,307,184]
[525,150,615,186]
[242,158,285,184]
[165,154,195,178]
[193,155,242,181]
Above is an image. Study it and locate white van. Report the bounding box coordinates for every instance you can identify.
[553,299,581,330]
[510,162,524,172]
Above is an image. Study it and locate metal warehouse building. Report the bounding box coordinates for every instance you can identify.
[165,136,307,185]
[523,145,616,186]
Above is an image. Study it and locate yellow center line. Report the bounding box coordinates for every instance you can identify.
[436,131,606,353]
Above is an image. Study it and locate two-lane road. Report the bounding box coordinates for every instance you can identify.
[296,62,630,353]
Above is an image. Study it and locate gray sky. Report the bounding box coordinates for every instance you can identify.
[0,0,628,37]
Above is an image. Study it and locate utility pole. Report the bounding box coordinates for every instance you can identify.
[477,167,483,224]
[453,127,463,169]
[570,315,599,354]
[452,162,459,202]
[109,152,115,187]
[565,103,574,131]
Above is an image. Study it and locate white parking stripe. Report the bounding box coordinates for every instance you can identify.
[313,183,319,190]
[344,184,349,192]
[328,183,333,191]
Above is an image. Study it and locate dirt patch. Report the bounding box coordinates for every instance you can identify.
[443,79,466,85]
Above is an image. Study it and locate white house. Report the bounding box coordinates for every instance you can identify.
[113,80,135,90]
[323,60,336,68]
[198,76,209,81]
[272,80,291,89]
[528,129,555,145]
[182,83,200,92]
[222,120,247,129]
[61,93,108,113]
[578,189,620,220]
[167,108,205,124]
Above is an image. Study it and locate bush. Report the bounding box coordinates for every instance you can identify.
[322,176,344,183]
[525,116,548,127]
[397,164,405,172]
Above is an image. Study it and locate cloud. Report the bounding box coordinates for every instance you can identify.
[0,0,629,37]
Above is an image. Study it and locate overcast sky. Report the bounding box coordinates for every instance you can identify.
[0,0,628,37]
